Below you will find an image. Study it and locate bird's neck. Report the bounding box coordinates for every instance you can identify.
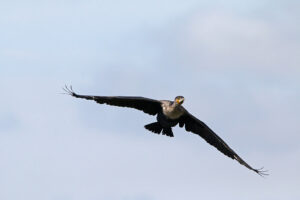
[171,102,180,108]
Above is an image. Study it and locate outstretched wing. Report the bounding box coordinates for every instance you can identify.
[179,111,268,176]
[63,85,162,115]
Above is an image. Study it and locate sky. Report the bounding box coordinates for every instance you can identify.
[1,0,300,199]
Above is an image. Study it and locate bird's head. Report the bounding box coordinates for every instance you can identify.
[175,96,185,105]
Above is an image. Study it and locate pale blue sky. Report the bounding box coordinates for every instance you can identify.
[1,1,300,200]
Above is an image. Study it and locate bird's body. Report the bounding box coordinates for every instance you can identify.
[161,100,185,120]
[144,99,186,137]
[63,86,268,176]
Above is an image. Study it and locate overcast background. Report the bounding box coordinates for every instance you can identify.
[1,0,300,200]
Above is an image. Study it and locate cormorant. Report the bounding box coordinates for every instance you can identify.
[63,85,268,176]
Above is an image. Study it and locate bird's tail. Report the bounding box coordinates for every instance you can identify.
[162,127,174,137]
[144,122,163,134]
[144,122,174,137]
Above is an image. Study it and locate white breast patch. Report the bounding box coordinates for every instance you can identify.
[162,103,184,120]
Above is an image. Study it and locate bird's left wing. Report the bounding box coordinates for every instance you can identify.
[63,86,162,115]
[179,111,268,176]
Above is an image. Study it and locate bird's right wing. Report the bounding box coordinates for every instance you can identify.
[179,111,268,176]
[63,86,162,116]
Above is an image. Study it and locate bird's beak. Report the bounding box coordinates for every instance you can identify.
[176,98,184,104]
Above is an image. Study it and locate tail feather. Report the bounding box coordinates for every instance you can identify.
[144,122,162,134]
[162,127,174,137]
[145,122,174,137]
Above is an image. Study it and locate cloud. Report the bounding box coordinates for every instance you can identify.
[156,9,300,77]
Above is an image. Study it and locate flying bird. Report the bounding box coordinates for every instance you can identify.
[63,85,268,176]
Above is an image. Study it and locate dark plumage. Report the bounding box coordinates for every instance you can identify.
[63,85,268,176]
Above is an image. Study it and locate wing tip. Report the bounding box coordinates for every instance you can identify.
[233,155,269,177]
[254,167,269,177]
[62,84,78,97]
